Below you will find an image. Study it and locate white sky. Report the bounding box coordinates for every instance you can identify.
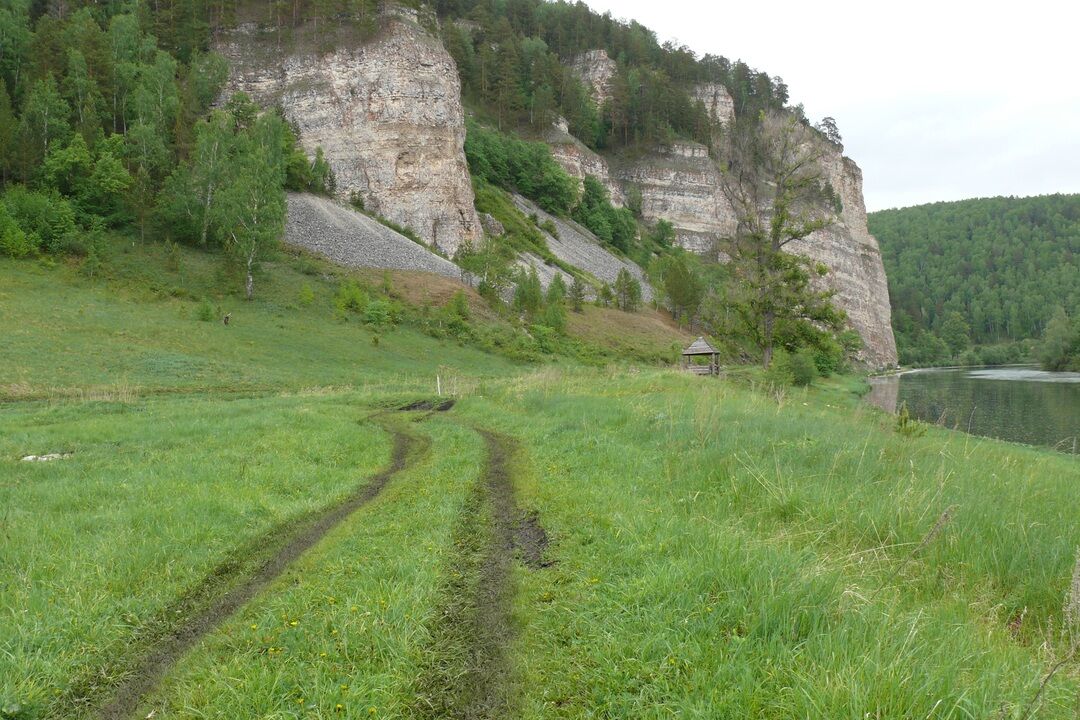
[580,0,1080,211]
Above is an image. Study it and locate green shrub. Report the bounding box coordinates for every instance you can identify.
[196,298,217,322]
[573,176,636,252]
[363,299,392,327]
[298,284,315,306]
[959,349,981,367]
[530,323,559,353]
[765,349,795,387]
[2,186,77,253]
[546,274,567,305]
[790,348,818,386]
[596,283,614,307]
[539,300,567,334]
[811,336,845,377]
[464,121,578,215]
[896,402,927,438]
[514,267,544,317]
[81,244,103,278]
[334,280,368,316]
[446,290,470,322]
[0,204,32,258]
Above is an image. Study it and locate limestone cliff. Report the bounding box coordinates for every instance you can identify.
[544,126,625,206]
[551,51,897,367]
[691,83,735,128]
[612,141,736,257]
[570,49,617,106]
[217,20,895,366]
[612,142,896,367]
[217,14,480,256]
[788,148,898,368]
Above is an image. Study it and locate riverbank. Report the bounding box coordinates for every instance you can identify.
[868,365,1080,454]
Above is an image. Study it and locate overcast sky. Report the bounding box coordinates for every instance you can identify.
[580,0,1080,211]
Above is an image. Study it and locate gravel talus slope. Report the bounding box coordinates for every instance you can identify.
[510,195,653,302]
[285,193,463,280]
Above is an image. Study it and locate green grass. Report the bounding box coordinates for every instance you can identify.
[141,417,484,719]
[0,243,520,400]
[0,392,391,714]
[2,244,1080,719]
[456,369,1080,717]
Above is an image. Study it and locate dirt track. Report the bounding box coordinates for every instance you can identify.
[411,428,549,719]
[78,420,428,720]
[59,403,546,720]
[466,429,519,719]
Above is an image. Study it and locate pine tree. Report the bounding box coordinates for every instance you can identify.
[569,275,586,312]
[721,112,844,367]
[614,268,642,312]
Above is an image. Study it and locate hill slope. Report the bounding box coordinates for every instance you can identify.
[3,253,1080,718]
[869,194,1080,365]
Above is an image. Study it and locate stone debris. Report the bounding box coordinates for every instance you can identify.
[21,453,73,462]
[285,194,463,280]
[479,213,505,237]
[511,195,654,302]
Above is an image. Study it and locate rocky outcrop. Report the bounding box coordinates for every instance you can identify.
[545,129,624,206]
[217,15,480,256]
[285,193,462,279]
[691,83,735,127]
[612,142,735,256]
[612,140,896,366]
[788,149,898,367]
[570,49,617,106]
[544,126,894,364]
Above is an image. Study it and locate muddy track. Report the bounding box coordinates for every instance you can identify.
[64,419,429,720]
[413,428,548,719]
[467,429,519,720]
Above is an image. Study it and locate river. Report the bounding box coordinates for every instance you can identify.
[867,366,1080,454]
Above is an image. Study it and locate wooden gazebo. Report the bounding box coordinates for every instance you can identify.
[681,337,721,376]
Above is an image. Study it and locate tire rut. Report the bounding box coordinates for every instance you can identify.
[413,428,545,720]
[468,429,518,720]
[68,419,428,720]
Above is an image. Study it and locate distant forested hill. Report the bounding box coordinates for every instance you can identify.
[868,195,1080,366]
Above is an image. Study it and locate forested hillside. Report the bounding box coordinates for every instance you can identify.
[869,195,1080,366]
[0,0,339,299]
[0,0,878,376]
[435,0,789,147]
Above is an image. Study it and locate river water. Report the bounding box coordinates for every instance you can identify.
[867,366,1080,454]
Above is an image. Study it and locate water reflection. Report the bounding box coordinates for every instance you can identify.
[866,375,899,413]
[867,366,1080,454]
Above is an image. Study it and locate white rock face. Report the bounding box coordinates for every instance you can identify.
[691,83,735,127]
[570,49,618,106]
[546,133,624,206]
[612,142,736,256]
[545,127,896,365]
[788,147,898,368]
[217,18,480,256]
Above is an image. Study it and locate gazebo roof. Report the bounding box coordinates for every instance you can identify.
[682,337,718,356]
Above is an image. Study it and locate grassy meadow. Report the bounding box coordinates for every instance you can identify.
[2,246,1080,718]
